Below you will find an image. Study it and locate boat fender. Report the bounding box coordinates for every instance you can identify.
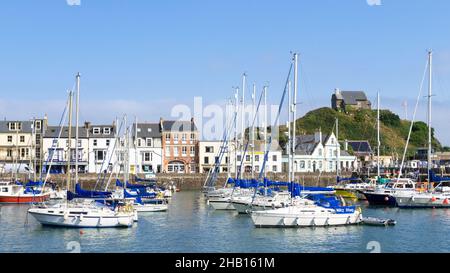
[384,196,389,202]
[443,199,449,205]
[63,213,69,220]
[411,196,415,201]
[431,197,437,202]
[79,214,84,222]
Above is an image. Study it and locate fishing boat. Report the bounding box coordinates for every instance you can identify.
[0,181,51,203]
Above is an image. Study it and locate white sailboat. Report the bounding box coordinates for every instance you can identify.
[394,51,450,208]
[250,53,363,228]
[28,73,135,228]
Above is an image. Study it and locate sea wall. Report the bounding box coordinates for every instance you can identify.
[0,172,350,190]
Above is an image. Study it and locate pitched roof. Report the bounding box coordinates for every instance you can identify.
[293,134,329,155]
[162,120,197,132]
[132,123,162,138]
[338,91,369,105]
[44,126,89,138]
[0,121,34,133]
[347,140,373,154]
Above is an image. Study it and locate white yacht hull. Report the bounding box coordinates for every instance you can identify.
[208,199,235,210]
[251,206,362,227]
[29,208,134,228]
[134,204,168,212]
[396,193,450,208]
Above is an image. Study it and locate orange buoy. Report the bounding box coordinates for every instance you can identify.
[80,230,84,235]
[431,197,437,202]
[443,199,449,205]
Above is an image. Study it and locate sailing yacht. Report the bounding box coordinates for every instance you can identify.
[0,181,51,203]
[250,53,363,228]
[393,51,450,208]
[28,74,135,228]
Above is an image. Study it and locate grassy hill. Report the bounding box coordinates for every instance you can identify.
[277,107,442,157]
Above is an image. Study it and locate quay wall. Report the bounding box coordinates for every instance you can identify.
[0,172,349,190]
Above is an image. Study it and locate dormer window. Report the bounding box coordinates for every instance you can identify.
[103,127,111,135]
[147,128,152,132]
[8,122,21,131]
[93,127,101,135]
[137,128,141,133]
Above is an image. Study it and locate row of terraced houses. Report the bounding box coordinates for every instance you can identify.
[0,117,365,176]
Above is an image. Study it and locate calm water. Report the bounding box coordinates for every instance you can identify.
[1,191,450,253]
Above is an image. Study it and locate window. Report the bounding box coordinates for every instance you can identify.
[173,147,179,156]
[255,165,260,172]
[182,134,187,142]
[255,155,260,162]
[237,155,242,162]
[182,146,187,156]
[204,157,209,164]
[146,138,152,147]
[246,155,250,162]
[329,149,333,157]
[106,139,110,146]
[2,187,8,193]
[95,150,106,161]
[7,136,12,143]
[7,149,12,157]
[225,156,229,164]
[272,155,277,161]
[190,133,195,142]
[36,120,41,130]
[20,136,25,143]
[137,138,142,147]
[318,149,323,156]
[318,161,323,169]
[93,127,101,135]
[166,134,171,142]
[205,146,214,153]
[77,140,81,147]
[215,156,219,163]
[272,165,277,172]
[308,161,311,169]
[173,134,179,143]
[93,139,97,146]
[142,152,151,162]
[165,147,170,156]
[190,146,195,156]
[103,127,111,135]
[300,161,305,169]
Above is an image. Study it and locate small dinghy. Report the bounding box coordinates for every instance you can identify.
[362,217,396,226]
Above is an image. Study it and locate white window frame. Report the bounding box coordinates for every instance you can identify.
[93,127,101,135]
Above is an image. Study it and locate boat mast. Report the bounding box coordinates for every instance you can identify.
[251,83,256,179]
[288,81,292,183]
[75,73,80,187]
[135,116,138,176]
[377,91,380,179]
[263,85,268,178]
[336,117,340,177]
[292,53,298,183]
[241,73,246,177]
[227,98,231,179]
[234,88,239,179]
[427,50,433,187]
[66,90,73,193]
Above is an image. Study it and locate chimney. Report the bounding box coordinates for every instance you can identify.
[159,117,164,131]
[314,128,322,143]
[84,121,91,129]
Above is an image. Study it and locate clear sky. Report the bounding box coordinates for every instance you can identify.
[0,1,449,144]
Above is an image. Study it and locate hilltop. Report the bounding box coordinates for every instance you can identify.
[277,107,443,157]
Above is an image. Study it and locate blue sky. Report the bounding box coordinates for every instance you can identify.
[0,1,449,144]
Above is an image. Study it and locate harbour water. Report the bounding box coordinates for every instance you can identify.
[1,191,450,253]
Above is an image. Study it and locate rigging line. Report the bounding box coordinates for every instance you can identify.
[41,91,71,189]
[398,57,430,178]
[236,89,264,180]
[94,116,125,190]
[252,63,293,200]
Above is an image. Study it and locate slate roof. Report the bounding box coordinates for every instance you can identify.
[0,121,33,133]
[293,134,330,155]
[132,123,162,138]
[162,120,197,132]
[44,126,89,138]
[335,91,368,105]
[348,141,373,155]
